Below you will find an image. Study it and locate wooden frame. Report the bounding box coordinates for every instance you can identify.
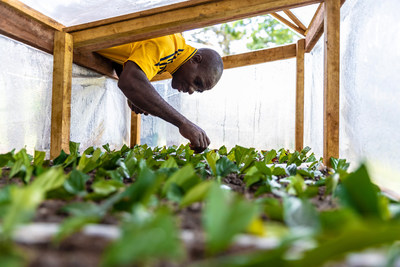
[50,32,73,159]
[2,0,343,165]
[0,1,116,78]
[65,0,320,52]
[323,0,340,165]
[295,39,305,152]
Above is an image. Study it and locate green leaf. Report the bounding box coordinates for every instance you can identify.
[166,183,185,202]
[64,170,89,196]
[234,146,256,172]
[9,159,24,179]
[254,161,272,176]
[286,175,306,196]
[203,184,259,254]
[31,167,66,192]
[55,215,99,243]
[299,146,312,159]
[218,145,228,155]
[106,169,124,182]
[2,168,66,237]
[33,150,45,167]
[294,222,400,267]
[286,163,298,176]
[261,198,283,221]
[0,151,14,167]
[206,150,220,176]
[102,144,111,153]
[114,166,160,210]
[283,197,320,233]
[162,165,200,196]
[0,242,26,267]
[160,157,178,169]
[331,158,350,174]
[92,179,124,196]
[215,156,238,177]
[337,164,382,219]
[53,150,68,165]
[264,149,277,164]
[69,141,80,156]
[180,180,214,208]
[62,202,102,217]
[243,166,263,187]
[287,151,300,166]
[101,209,182,266]
[78,148,102,173]
[272,166,286,176]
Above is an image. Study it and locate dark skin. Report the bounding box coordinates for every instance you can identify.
[118,52,219,153]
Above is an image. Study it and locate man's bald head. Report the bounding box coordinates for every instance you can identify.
[171,48,224,94]
[196,48,224,89]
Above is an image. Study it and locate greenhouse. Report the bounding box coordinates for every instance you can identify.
[1,0,400,266]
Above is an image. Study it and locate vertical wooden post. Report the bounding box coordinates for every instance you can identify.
[50,31,73,159]
[323,0,340,166]
[130,112,141,147]
[295,39,305,152]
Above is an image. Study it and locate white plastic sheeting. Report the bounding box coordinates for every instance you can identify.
[0,35,130,156]
[19,0,187,26]
[304,0,400,171]
[19,0,317,29]
[143,59,296,150]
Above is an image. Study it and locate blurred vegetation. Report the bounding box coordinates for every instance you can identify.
[1,142,400,266]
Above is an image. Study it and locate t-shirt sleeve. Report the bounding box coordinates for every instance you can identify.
[125,40,160,81]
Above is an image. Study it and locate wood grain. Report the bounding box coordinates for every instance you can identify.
[66,0,321,51]
[50,32,73,159]
[295,39,305,152]
[130,113,141,147]
[271,12,306,36]
[323,0,340,166]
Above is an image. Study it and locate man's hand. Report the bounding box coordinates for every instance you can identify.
[179,121,210,153]
[119,61,210,152]
[127,99,149,115]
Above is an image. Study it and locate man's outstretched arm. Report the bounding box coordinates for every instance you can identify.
[118,61,210,152]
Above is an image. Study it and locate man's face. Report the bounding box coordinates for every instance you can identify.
[171,59,214,95]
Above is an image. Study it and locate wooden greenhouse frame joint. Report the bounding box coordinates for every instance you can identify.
[270,12,306,36]
[305,0,346,52]
[283,10,307,31]
[323,0,340,166]
[50,31,73,159]
[295,39,305,152]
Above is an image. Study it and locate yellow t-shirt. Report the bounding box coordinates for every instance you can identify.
[97,33,197,80]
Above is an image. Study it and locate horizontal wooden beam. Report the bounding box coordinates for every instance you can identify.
[0,1,55,54]
[66,0,321,52]
[223,44,297,69]
[1,0,64,31]
[0,1,117,78]
[150,44,297,82]
[305,0,345,52]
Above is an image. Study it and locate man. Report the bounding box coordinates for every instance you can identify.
[97,33,223,153]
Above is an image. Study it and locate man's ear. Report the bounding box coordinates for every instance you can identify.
[190,53,202,64]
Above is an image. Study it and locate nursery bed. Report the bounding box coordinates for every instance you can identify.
[1,143,400,267]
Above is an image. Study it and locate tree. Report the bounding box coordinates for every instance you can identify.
[185,15,298,56]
